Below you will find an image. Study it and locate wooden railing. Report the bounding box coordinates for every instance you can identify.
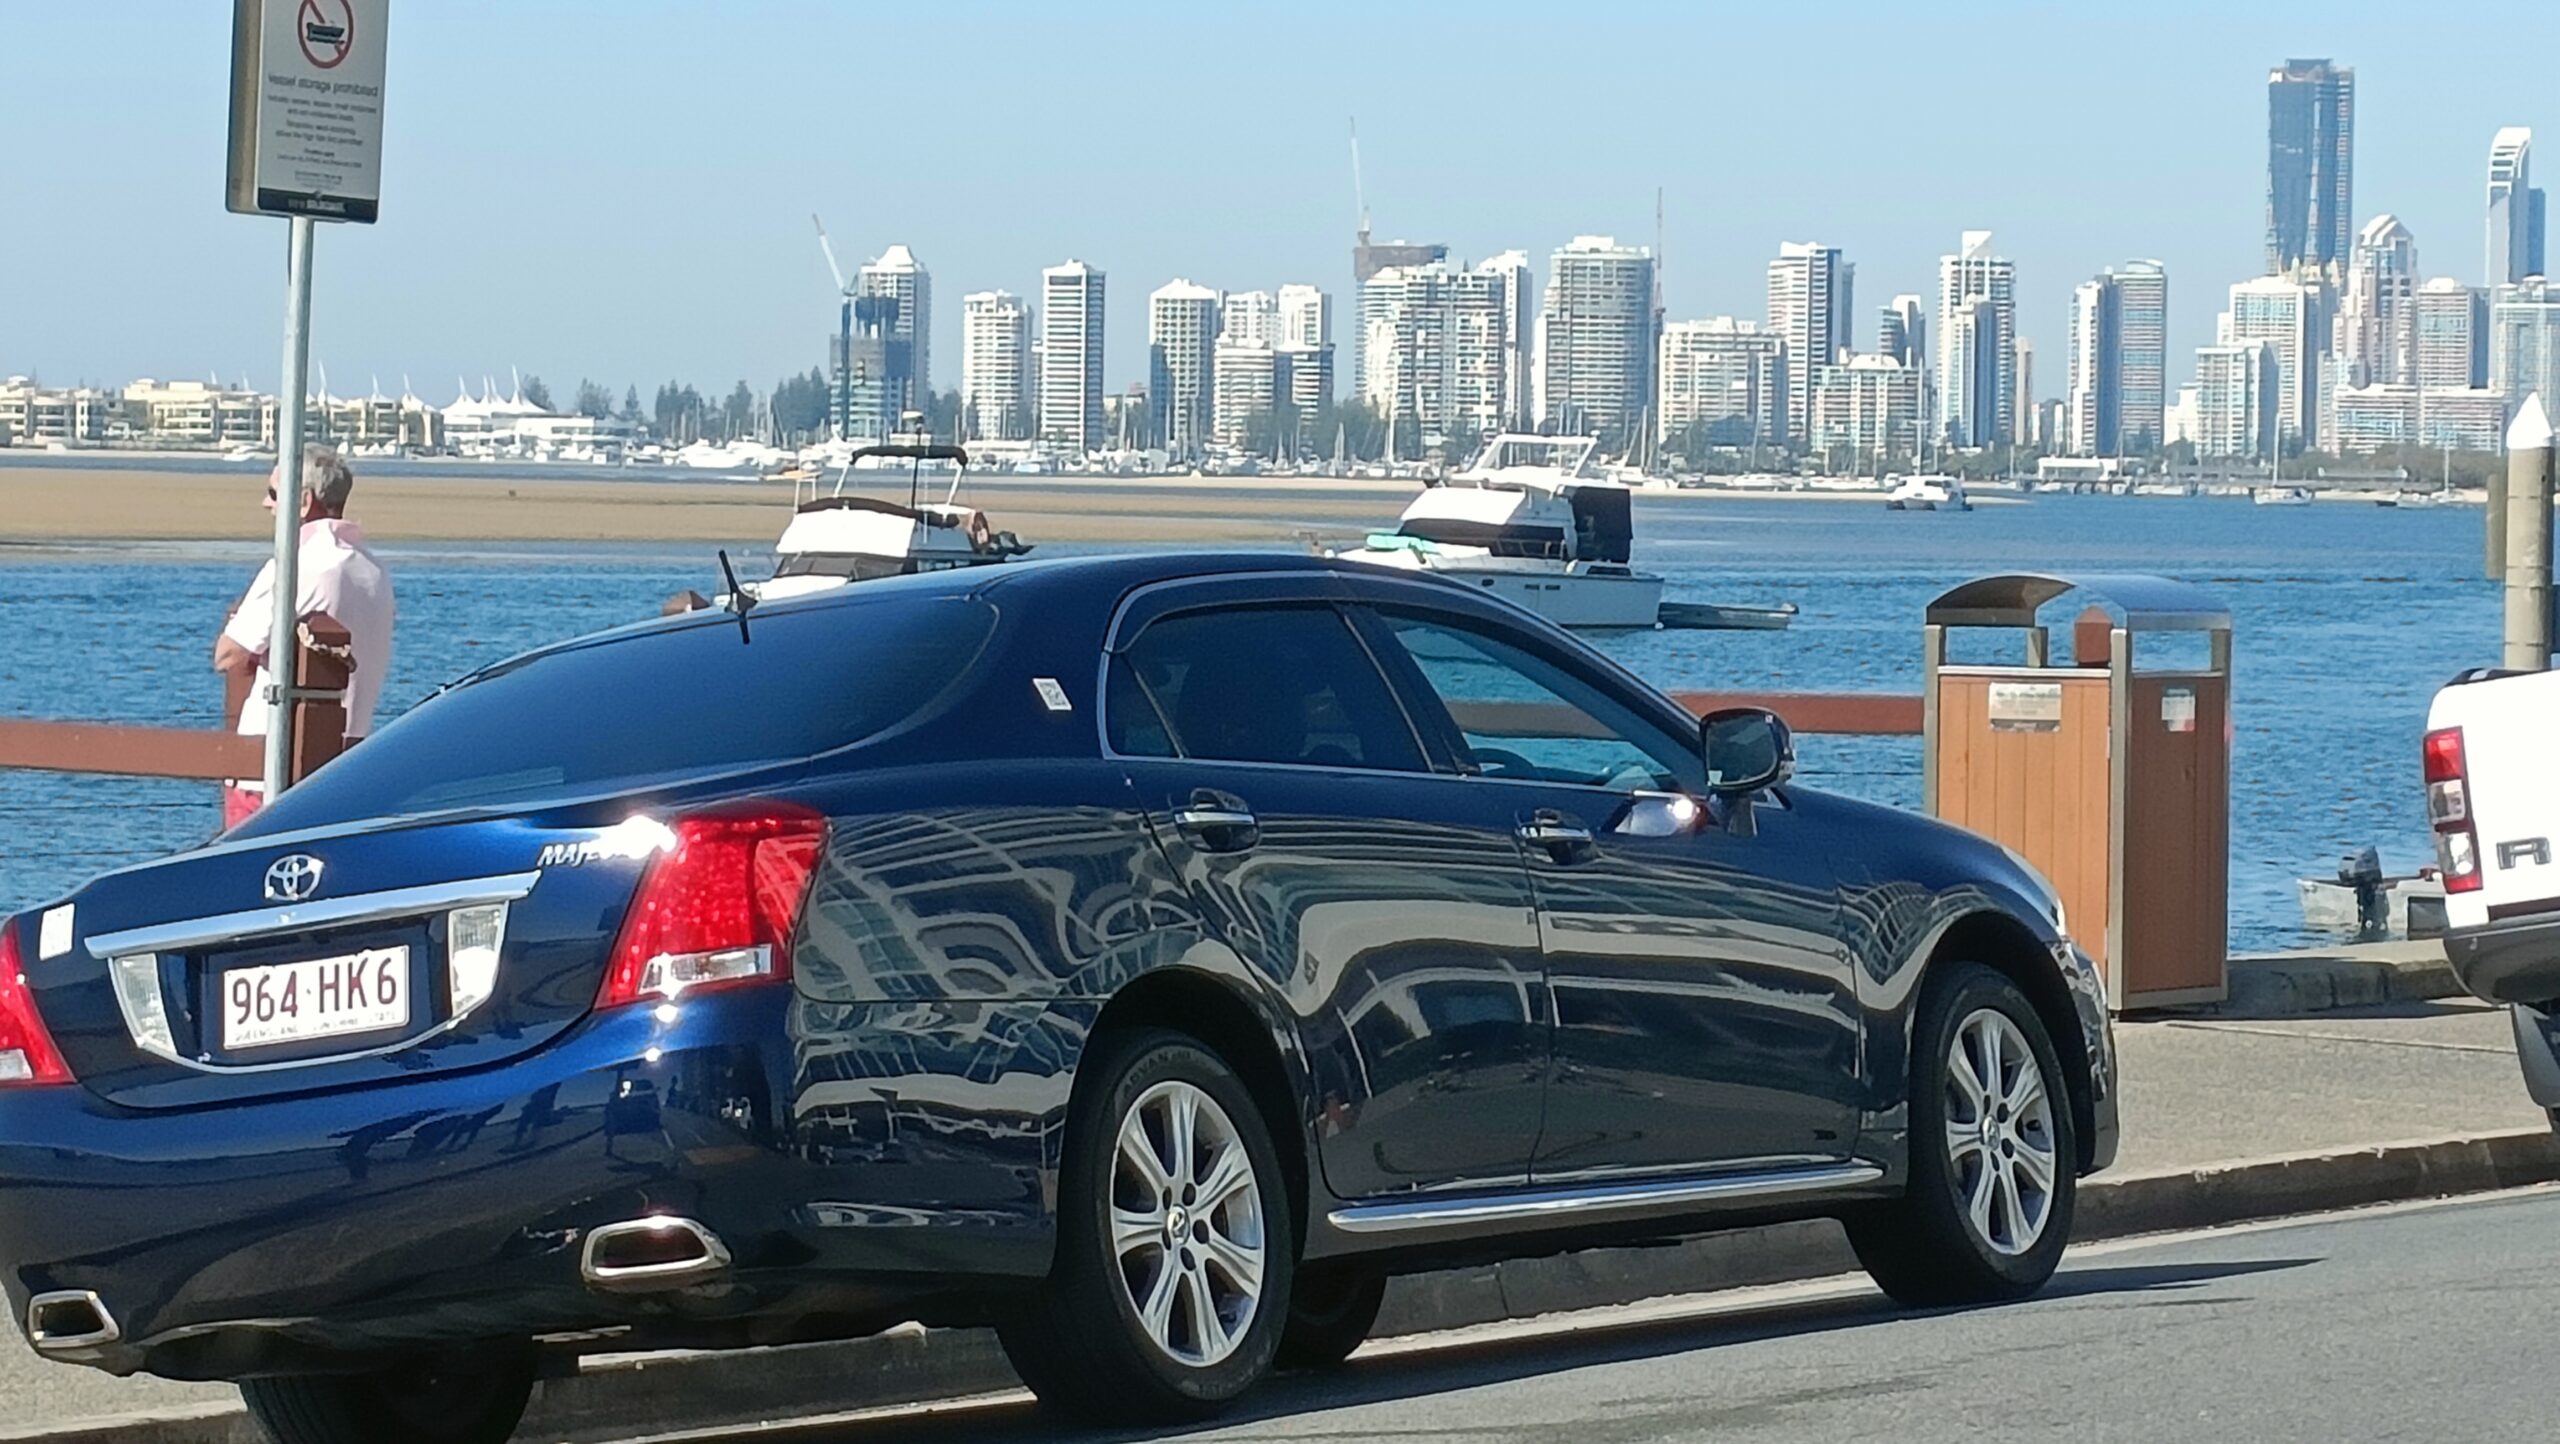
[0,616,354,785]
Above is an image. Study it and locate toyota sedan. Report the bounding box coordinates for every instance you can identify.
[0,553,2114,1443]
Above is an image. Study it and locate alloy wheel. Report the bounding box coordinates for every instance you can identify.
[1109,1079,1268,1367]
[1943,1007,2060,1256]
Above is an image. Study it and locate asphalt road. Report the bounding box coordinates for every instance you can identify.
[624,1187,2560,1444]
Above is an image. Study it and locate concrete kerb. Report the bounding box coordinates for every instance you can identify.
[2171,946,2464,1019]
[10,1128,2552,1444]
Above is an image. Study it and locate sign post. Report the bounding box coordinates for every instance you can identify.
[226,0,388,799]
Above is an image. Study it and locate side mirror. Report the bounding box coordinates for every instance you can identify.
[1701,707,1795,796]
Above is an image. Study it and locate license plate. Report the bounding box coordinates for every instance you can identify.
[219,947,412,1051]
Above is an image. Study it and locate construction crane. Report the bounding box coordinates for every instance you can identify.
[1350,118,1369,249]
[812,213,855,441]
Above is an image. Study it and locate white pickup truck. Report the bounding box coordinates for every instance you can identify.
[2425,669,2560,1131]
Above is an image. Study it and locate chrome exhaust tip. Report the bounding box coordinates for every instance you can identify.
[580,1217,732,1292]
[27,1291,120,1355]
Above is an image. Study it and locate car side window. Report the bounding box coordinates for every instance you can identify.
[1374,611,1703,793]
[1113,605,1428,772]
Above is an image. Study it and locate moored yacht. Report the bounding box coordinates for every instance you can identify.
[1885,474,1971,511]
[753,442,1031,601]
[1329,434,1664,627]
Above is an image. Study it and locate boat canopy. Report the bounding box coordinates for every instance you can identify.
[1391,479,1630,563]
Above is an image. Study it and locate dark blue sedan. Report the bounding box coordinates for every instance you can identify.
[0,553,2114,1442]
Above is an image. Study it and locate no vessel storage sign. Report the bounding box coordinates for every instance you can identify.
[226,0,390,223]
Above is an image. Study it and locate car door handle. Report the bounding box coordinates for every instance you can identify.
[1172,797,1260,852]
[1517,811,1595,859]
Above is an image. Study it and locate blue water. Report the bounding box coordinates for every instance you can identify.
[0,495,2499,951]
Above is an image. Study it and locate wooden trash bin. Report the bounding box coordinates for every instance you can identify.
[1922,574,2233,1011]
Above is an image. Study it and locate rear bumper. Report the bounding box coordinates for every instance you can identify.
[2510,1004,2560,1109]
[2441,913,2560,1007]
[0,990,1041,1380]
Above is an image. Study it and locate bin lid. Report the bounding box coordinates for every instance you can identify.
[1925,572,2230,632]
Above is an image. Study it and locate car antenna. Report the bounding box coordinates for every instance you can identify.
[717,548,755,644]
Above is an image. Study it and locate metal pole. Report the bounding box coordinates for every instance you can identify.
[262,215,317,798]
[2487,447,2508,582]
[2503,392,2554,672]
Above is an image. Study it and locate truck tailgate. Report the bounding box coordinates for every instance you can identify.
[2430,669,2560,931]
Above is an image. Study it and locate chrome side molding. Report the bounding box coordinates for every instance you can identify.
[84,872,541,960]
[26,1290,120,1355]
[1328,1161,1884,1235]
[581,1217,733,1293]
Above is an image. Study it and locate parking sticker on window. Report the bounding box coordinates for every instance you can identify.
[1033,678,1073,713]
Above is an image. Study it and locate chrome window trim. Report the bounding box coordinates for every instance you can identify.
[83,872,540,960]
[1327,1161,1882,1234]
[1092,583,1439,775]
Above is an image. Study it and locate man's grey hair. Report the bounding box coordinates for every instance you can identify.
[302,444,355,514]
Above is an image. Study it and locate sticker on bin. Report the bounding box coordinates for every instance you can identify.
[1988,682,2064,733]
[2161,687,2197,733]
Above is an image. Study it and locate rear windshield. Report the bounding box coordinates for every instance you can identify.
[243,595,995,830]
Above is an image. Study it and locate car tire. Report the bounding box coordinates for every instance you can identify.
[239,1347,536,1444]
[1275,1267,1385,1371]
[997,1027,1294,1424]
[1846,961,2077,1307]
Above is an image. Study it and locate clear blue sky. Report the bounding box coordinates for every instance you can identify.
[3,1,2555,405]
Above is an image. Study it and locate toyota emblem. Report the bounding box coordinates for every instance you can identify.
[264,854,326,904]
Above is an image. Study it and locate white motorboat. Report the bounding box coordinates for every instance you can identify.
[752,442,1030,601]
[2253,486,2314,506]
[1885,475,1971,512]
[1330,435,1665,628]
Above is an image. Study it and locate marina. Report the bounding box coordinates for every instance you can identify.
[0,485,2492,954]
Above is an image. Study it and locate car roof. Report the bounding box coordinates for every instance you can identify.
[451,552,1411,687]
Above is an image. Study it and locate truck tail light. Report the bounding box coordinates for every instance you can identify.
[2424,727,2482,894]
[0,919,73,1087]
[598,805,828,1010]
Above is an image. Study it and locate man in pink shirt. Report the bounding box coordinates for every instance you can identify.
[214,445,397,828]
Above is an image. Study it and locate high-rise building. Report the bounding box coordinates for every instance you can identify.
[2267,58,2355,279]
[2065,275,2124,457]
[1211,340,1284,452]
[1808,355,1923,462]
[2414,278,2490,391]
[1279,344,1333,453]
[2329,383,2421,453]
[2115,261,2168,450]
[1537,236,1657,445]
[1360,256,1532,440]
[833,294,910,441]
[1353,236,1447,399]
[2491,278,2560,416]
[2224,275,2332,449]
[1148,279,1222,456]
[1038,260,1106,450]
[958,290,1032,442]
[1219,290,1278,347]
[2420,387,2509,452]
[855,244,931,403]
[2533,190,2550,280]
[2013,337,2036,446]
[2342,216,2419,386]
[1766,242,1852,447]
[1935,231,2016,447]
[2489,128,2536,287]
[2194,341,2281,459]
[1278,285,1332,352]
[1879,295,1926,369]
[1657,318,1786,449]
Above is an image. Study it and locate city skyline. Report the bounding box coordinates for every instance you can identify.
[6,3,2558,409]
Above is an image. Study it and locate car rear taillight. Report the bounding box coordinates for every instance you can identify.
[598,806,829,1010]
[2424,727,2482,894]
[0,919,72,1086]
